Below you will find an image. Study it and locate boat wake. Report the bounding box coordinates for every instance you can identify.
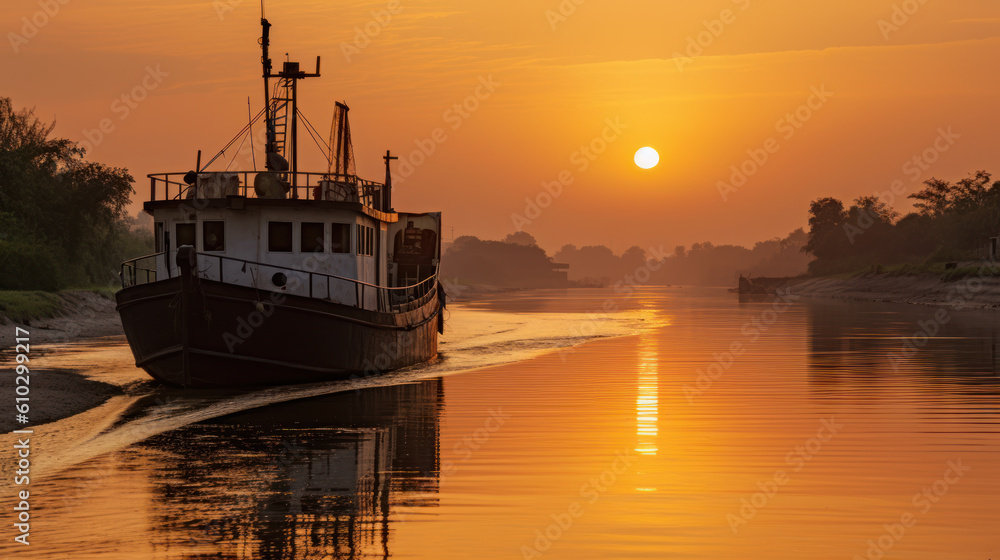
[0,303,655,488]
[431,306,655,373]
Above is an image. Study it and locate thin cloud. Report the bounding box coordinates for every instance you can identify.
[951,18,1000,24]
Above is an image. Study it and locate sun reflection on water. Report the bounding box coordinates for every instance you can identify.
[635,334,659,457]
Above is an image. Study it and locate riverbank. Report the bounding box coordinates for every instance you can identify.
[1,290,127,431]
[0,289,124,348]
[785,270,1000,310]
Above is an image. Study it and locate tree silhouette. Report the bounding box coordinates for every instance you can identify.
[0,97,147,289]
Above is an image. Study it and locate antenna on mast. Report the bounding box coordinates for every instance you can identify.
[256,14,321,197]
[260,17,273,167]
[383,150,398,212]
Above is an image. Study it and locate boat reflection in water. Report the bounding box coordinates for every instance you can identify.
[141,379,443,558]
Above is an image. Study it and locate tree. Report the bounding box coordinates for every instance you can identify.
[950,170,992,213]
[842,196,898,257]
[452,235,481,247]
[442,235,565,288]
[908,177,952,218]
[803,197,848,260]
[503,231,538,247]
[620,246,646,272]
[780,228,807,251]
[850,195,898,224]
[554,243,577,262]
[0,97,144,289]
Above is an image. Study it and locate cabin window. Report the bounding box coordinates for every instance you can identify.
[355,224,375,257]
[154,222,163,252]
[301,222,325,253]
[176,223,195,248]
[268,221,293,252]
[203,221,225,252]
[331,223,350,253]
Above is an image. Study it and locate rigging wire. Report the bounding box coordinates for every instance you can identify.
[296,108,332,165]
[247,97,257,171]
[300,109,331,154]
[225,128,251,171]
[201,106,266,170]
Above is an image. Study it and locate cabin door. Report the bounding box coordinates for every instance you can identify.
[375,224,382,286]
[388,212,441,287]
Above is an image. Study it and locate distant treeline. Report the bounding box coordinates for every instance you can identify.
[0,98,152,291]
[442,229,812,289]
[652,229,811,286]
[442,232,569,288]
[804,170,999,275]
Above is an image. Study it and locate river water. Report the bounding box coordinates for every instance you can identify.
[1,287,998,559]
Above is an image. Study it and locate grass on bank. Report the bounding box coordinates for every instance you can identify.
[832,261,1000,283]
[0,286,118,324]
[84,284,119,299]
[0,291,65,323]
[940,266,1000,282]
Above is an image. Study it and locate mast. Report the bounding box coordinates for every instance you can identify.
[259,18,320,194]
[260,18,273,169]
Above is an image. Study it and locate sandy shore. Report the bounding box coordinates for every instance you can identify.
[0,369,125,432]
[786,271,1000,310]
[1,291,127,432]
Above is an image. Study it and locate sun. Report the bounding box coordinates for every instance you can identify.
[634,147,659,169]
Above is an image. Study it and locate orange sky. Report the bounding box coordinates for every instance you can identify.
[3,0,1000,253]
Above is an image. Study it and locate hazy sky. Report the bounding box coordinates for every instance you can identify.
[4,0,1000,253]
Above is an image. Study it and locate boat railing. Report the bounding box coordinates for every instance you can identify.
[121,251,438,314]
[146,171,389,211]
[121,252,159,287]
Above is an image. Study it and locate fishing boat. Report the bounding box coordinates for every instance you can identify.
[115,17,444,388]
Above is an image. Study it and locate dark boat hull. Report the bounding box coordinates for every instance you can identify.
[115,276,442,388]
